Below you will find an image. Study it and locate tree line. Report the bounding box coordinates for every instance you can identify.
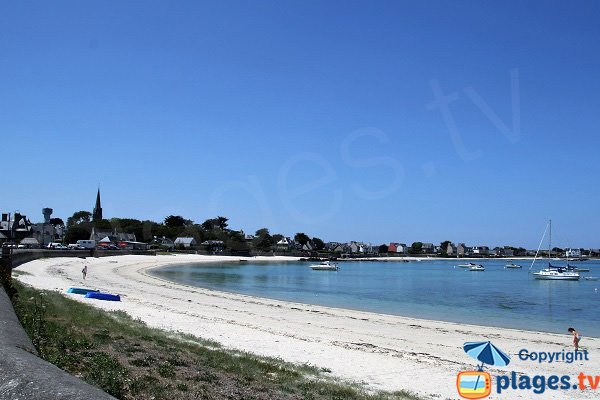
[62,211,325,252]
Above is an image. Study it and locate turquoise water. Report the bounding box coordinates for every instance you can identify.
[151,259,600,337]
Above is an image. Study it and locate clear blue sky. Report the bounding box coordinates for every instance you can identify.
[2,1,599,248]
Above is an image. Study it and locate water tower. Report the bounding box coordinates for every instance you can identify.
[42,208,53,223]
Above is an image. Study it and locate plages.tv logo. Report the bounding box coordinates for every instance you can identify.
[456,341,511,399]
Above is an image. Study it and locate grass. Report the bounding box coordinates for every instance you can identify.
[10,281,421,400]
[11,269,33,277]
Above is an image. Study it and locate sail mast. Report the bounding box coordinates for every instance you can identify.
[549,219,552,259]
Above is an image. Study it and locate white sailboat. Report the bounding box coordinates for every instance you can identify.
[531,220,580,281]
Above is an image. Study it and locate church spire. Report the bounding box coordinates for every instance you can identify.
[93,188,103,221]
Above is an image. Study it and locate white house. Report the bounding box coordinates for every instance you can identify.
[150,236,175,249]
[276,237,292,251]
[565,248,581,258]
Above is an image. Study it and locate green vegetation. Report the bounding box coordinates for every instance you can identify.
[11,281,421,400]
[439,241,451,257]
[408,242,422,255]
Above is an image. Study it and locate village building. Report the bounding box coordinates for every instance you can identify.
[174,237,197,248]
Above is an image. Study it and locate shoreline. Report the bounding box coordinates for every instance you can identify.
[14,254,600,400]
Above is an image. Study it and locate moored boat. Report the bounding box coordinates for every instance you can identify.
[457,262,479,268]
[533,265,580,281]
[505,263,522,269]
[469,265,485,271]
[530,220,580,281]
[310,261,339,271]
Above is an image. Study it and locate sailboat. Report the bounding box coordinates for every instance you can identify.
[531,220,580,281]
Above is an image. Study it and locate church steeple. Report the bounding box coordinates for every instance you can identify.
[93,188,103,222]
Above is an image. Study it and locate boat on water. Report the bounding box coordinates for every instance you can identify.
[505,263,522,269]
[310,261,339,271]
[584,276,598,281]
[574,267,590,272]
[469,265,485,271]
[530,220,580,281]
[533,264,580,280]
[457,262,480,268]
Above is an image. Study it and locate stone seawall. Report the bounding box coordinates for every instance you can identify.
[9,249,156,269]
[0,286,115,400]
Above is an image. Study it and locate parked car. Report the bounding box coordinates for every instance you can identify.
[67,244,85,250]
[47,243,68,250]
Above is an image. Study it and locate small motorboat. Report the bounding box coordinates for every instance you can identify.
[469,265,485,272]
[310,261,339,271]
[583,276,598,281]
[457,262,479,268]
[504,263,522,269]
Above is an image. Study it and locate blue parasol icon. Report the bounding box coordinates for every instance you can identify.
[463,341,510,394]
[463,341,510,370]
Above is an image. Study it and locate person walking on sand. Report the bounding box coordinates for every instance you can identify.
[82,265,88,280]
[568,327,581,350]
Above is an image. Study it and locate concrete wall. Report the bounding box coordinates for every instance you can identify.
[9,249,156,269]
[0,287,115,400]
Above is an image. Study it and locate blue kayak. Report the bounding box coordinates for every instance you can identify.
[67,288,99,295]
[85,292,121,302]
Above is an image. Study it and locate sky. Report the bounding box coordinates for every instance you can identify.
[2,1,599,249]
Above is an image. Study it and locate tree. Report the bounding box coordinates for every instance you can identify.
[294,232,310,246]
[179,225,205,245]
[216,216,229,230]
[378,244,389,254]
[255,228,270,238]
[64,225,91,243]
[253,228,273,251]
[311,237,325,251]
[201,218,217,231]
[272,234,283,243]
[111,218,145,241]
[409,242,423,255]
[94,219,113,230]
[164,215,187,228]
[49,218,64,227]
[440,240,451,257]
[67,211,92,227]
[226,230,249,252]
[552,247,563,254]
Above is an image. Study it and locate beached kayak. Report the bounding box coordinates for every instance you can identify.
[85,292,121,301]
[67,287,99,295]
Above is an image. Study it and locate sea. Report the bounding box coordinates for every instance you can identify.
[150,259,600,337]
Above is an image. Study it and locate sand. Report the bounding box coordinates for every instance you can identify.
[14,254,600,400]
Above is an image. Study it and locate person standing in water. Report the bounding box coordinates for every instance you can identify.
[82,265,88,280]
[568,327,581,350]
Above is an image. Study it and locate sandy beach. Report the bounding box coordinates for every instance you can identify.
[14,254,600,400]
